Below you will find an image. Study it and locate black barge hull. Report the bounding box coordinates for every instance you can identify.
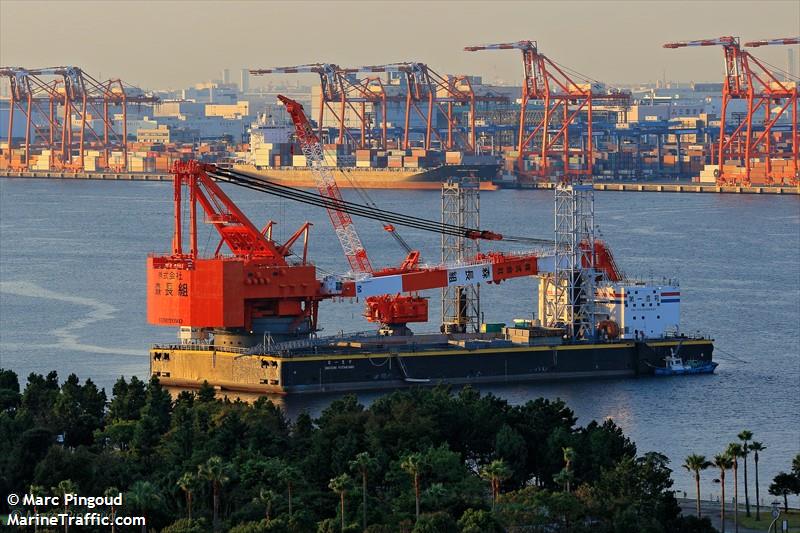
[151,338,714,395]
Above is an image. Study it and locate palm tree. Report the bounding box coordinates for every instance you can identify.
[713,453,733,533]
[52,480,78,533]
[198,456,231,532]
[749,442,766,521]
[253,489,277,522]
[278,465,300,517]
[126,481,160,533]
[28,484,45,533]
[400,452,426,522]
[104,487,120,533]
[480,459,512,509]
[176,472,198,521]
[349,451,378,532]
[561,447,576,493]
[682,454,711,518]
[727,443,743,533]
[329,474,353,533]
[738,430,753,517]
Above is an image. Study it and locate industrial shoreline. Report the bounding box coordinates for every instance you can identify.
[2,168,798,194]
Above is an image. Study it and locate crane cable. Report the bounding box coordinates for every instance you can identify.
[337,166,414,253]
[209,167,553,245]
[211,168,477,239]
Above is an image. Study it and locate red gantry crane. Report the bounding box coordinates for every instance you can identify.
[250,64,403,149]
[464,40,630,182]
[742,37,799,185]
[0,66,157,171]
[663,36,799,185]
[360,62,507,153]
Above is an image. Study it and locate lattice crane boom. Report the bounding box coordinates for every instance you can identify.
[278,95,373,275]
[663,36,739,48]
[744,37,799,47]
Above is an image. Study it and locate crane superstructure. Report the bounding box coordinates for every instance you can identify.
[360,62,507,153]
[663,36,798,185]
[250,64,401,149]
[146,156,569,344]
[0,65,157,171]
[743,37,800,47]
[464,40,630,181]
[279,94,503,332]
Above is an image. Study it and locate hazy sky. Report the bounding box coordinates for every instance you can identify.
[2,0,798,90]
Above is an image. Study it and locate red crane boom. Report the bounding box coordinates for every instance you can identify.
[278,95,372,274]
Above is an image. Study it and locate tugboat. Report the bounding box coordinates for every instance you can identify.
[653,349,719,376]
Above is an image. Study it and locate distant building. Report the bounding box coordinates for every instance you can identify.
[205,101,250,119]
[181,82,238,104]
[240,69,250,94]
[137,125,170,144]
[154,101,205,118]
[692,82,723,93]
[157,115,246,142]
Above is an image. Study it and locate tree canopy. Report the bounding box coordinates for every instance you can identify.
[0,368,717,532]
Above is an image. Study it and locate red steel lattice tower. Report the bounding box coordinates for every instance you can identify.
[464,40,629,182]
[664,36,799,185]
[1,66,157,171]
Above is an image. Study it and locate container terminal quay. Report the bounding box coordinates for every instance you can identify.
[2,168,797,195]
[1,36,798,191]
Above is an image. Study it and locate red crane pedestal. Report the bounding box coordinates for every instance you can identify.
[147,161,325,343]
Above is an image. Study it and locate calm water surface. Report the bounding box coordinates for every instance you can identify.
[1,178,798,501]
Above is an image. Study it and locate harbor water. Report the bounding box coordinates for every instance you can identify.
[1,178,798,502]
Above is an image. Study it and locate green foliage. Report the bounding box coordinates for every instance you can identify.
[493,424,527,486]
[0,368,700,531]
[229,517,291,533]
[683,454,711,477]
[21,371,60,423]
[770,471,800,511]
[673,515,720,533]
[457,508,503,533]
[412,511,458,533]
[0,368,21,411]
[329,473,353,495]
[108,375,147,420]
[161,518,208,533]
[580,452,682,532]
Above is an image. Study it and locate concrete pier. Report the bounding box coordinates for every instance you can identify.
[515,181,799,195]
[2,169,799,194]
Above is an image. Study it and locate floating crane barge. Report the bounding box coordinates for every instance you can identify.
[147,97,714,395]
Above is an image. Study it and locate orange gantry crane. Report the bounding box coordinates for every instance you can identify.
[464,40,630,182]
[0,66,157,171]
[663,36,799,185]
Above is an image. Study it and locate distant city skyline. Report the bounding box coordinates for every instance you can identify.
[1,0,798,91]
